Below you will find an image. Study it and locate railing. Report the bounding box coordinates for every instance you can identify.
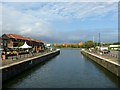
[105,53,118,58]
[2,49,57,61]
[1,49,58,66]
[86,49,119,59]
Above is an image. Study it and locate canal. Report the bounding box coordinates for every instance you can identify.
[3,49,120,88]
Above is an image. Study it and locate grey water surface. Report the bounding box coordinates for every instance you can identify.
[3,49,120,88]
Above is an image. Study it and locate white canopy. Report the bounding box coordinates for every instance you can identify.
[19,42,32,48]
[109,45,120,48]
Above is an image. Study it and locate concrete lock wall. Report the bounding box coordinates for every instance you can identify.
[81,50,120,77]
[2,50,60,82]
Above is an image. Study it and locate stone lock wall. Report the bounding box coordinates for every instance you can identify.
[2,50,60,82]
[81,50,120,77]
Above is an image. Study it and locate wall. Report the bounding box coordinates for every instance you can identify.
[81,50,120,77]
[8,40,13,48]
[2,50,60,82]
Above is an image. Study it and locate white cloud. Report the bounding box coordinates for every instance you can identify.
[2,2,118,21]
[2,0,119,2]
[19,27,32,35]
[1,2,118,43]
[1,4,55,38]
[29,2,117,21]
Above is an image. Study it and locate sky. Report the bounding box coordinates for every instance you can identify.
[0,1,119,43]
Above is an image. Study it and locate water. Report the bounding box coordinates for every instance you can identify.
[3,49,120,88]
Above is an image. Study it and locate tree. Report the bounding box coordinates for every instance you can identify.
[84,41,94,49]
[17,42,24,47]
[113,42,120,45]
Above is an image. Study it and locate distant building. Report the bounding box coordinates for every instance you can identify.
[54,43,58,47]
[78,42,84,46]
[109,45,120,50]
[1,34,45,52]
[100,47,108,51]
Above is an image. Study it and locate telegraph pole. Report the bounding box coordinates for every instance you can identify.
[99,33,101,47]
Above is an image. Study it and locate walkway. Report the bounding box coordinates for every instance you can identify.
[1,50,54,67]
[87,50,120,65]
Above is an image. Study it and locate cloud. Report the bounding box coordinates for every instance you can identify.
[59,28,118,43]
[2,0,119,2]
[1,2,118,43]
[3,2,118,21]
[2,4,55,38]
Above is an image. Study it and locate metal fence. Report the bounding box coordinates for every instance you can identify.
[87,49,119,59]
[2,49,56,61]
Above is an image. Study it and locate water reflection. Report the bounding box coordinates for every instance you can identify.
[83,56,120,88]
[3,49,120,88]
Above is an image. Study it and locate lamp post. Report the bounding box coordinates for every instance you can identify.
[99,32,101,47]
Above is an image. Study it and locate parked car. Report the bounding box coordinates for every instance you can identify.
[102,49,110,54]
[116,48,120,51]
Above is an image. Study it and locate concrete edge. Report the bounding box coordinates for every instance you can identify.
[81,50,120,77]
[0,50,60,70]
[83,50,120,67]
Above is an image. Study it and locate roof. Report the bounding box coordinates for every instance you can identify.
[2,34,44,43]
[32,40,44,43]
[4,34,32,41]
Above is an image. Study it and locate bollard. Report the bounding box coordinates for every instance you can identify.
[16,53,18,60]
[16,55,18,60]
[113,54,115,57]
[12,55,13,60]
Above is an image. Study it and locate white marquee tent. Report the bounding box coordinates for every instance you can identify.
[19,42,32,48]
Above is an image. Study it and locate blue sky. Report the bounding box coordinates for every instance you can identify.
[1,2,118,43]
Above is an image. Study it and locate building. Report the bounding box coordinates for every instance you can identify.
[109,45,120,50]
[1,34,45,52]
[100,47,108,51]
[0,36,3,48]
[78,42,84,46]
